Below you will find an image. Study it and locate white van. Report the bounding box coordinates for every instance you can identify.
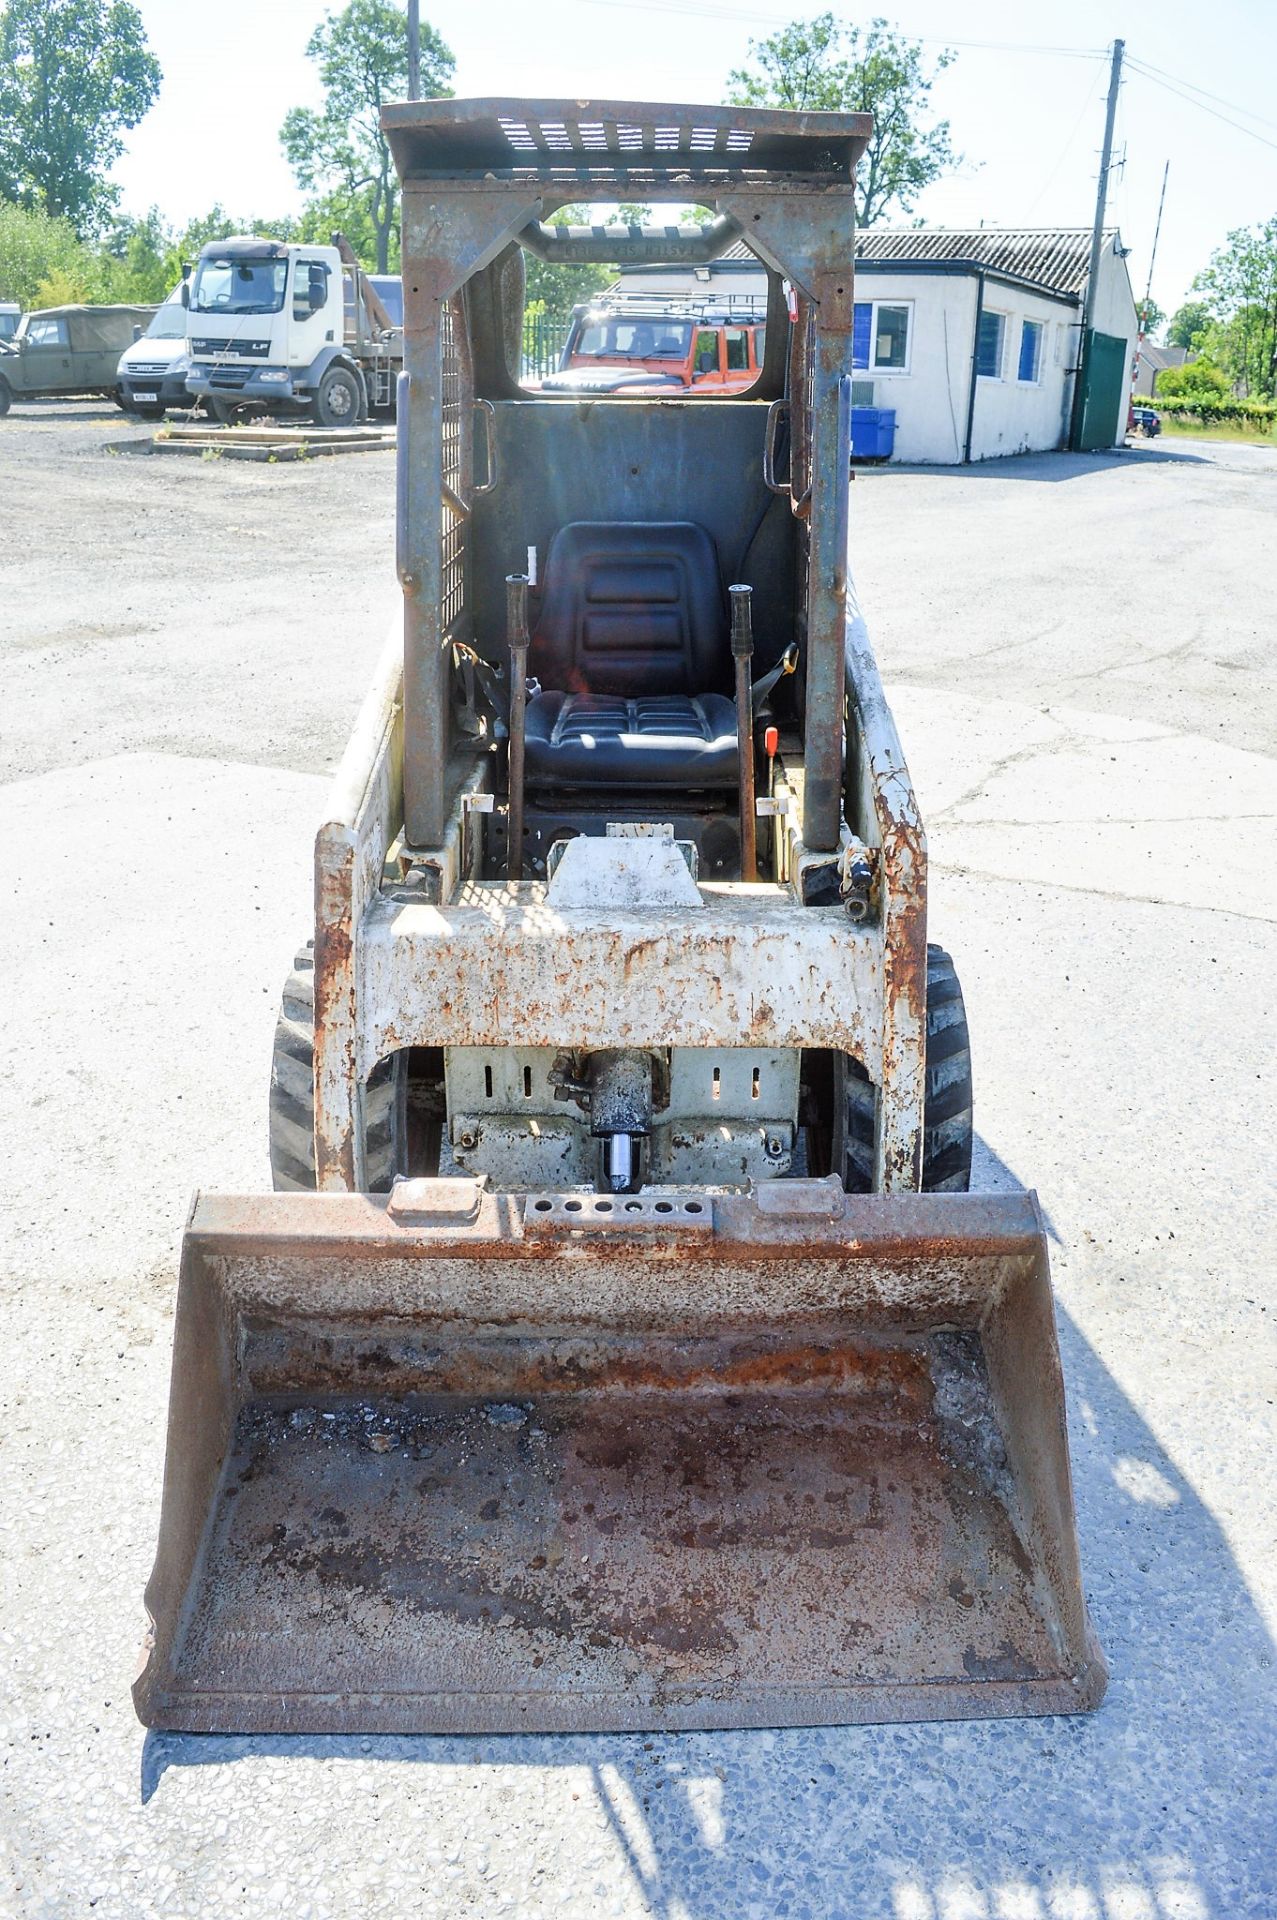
[116,286,195,418]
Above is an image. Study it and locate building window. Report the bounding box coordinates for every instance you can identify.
[1018,318,1043,383]
[853,299,912,374]
[976,310,1006,379]
[874,305,909,370]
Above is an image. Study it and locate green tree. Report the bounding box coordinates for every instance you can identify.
[1192,218,1277,400]
[1154,358,1230,398]
[281,1,453,274]
[99,205,172,302]
[1136,294,1164,338]
[0,199,94,303]
[726,14,957,226]
[1166,300,1213,350]
[0,0,161,232]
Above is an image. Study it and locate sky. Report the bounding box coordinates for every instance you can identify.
[108,0,1277,319]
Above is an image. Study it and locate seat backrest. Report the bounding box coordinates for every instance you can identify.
[528,521,727,697]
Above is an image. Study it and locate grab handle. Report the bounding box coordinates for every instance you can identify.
[473,398,498,495]
[395,371,412,586]
[832,374,852,596]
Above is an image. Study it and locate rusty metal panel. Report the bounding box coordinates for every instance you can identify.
[134,1186,1105,1734]
[313,628,404,1191]
[844,584,928,1192]
[381,99,872,187]
[356,887,884,1071]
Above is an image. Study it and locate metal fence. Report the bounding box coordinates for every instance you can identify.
[522,311,572,381]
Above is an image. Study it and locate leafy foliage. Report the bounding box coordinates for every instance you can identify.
[1166,300,1213,350]
[726,13,957,226]
[1191,219,1277,400]
[1154,391,1275,429]
[1136,295,1164,338]
[0,0,161,232]
[0,200,294,311]
[281,1,453,274]
[1154,358,1230,399]
[0,200,93,304]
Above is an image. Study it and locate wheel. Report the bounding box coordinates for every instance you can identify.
[834,943,973,1192]
[312,365,361,427]
[268,943,399,1192]
[0,376,11,418]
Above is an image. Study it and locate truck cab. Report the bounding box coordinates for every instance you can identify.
[542,297,766,396]
[183,236,397,425]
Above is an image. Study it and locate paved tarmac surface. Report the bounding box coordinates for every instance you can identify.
[1,408,1274,1918]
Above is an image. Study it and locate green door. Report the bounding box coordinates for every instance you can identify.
[1074,328,1128,450]
[17,314,74,393]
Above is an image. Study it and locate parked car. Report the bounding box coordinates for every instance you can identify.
[540,299,767,396]
[0,303,19,344]
[1130,405,1162,438]
[0,303,154,414]
[116,286,195,419]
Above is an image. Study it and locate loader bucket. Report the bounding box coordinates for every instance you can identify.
[134,1181,1105,1733]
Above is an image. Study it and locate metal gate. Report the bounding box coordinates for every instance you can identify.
[521,310,572,382]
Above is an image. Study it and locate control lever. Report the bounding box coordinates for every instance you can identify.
[506,574,530,882]
[730,584,758,883]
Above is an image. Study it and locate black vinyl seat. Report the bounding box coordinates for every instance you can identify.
[522,521,739,792]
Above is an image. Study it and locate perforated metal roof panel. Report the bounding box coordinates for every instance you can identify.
[382,98,871,185]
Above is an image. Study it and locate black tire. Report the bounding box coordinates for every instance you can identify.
[0,377,12,418]
[835,943,973,1193]
[268,943,399,1192]
[312,365,361,428]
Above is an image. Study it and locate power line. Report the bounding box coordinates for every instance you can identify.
[1023,59,1104,222]
[1126,56,1277,136]
[576,0,1104,57]
[1126,58,1277,153]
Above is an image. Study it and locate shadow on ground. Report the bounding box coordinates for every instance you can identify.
[875,444,1215,483]
[138,1141,1275,1917]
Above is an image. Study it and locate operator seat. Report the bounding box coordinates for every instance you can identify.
[521,521,739,792]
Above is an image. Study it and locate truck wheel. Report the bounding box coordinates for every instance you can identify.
[836,944,973,1192]
[268,943,400,1192]
[0,377,11,418]
[313,365,360,427]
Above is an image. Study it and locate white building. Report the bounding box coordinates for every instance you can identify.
[615,228,1139,463]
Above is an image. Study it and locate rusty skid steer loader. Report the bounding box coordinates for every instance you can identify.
[135,100,1105,1734]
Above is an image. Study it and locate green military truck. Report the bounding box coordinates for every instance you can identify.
[0,303,153,415]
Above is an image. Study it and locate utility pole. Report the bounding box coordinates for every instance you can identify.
[1140,160,1169,332]
[1071,36,1124,447]
[407,0,420,99]
[1128,161,1168,427]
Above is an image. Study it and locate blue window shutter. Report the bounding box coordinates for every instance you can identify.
[1018,321,1040,381]
[853,302,871,369]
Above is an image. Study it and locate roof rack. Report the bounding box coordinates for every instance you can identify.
[382,98,870,188]
[588,288,770,321]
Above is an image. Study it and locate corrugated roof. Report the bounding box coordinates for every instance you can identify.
[718,227,1117,297]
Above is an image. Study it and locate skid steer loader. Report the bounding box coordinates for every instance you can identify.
[134,99,1105,1734]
